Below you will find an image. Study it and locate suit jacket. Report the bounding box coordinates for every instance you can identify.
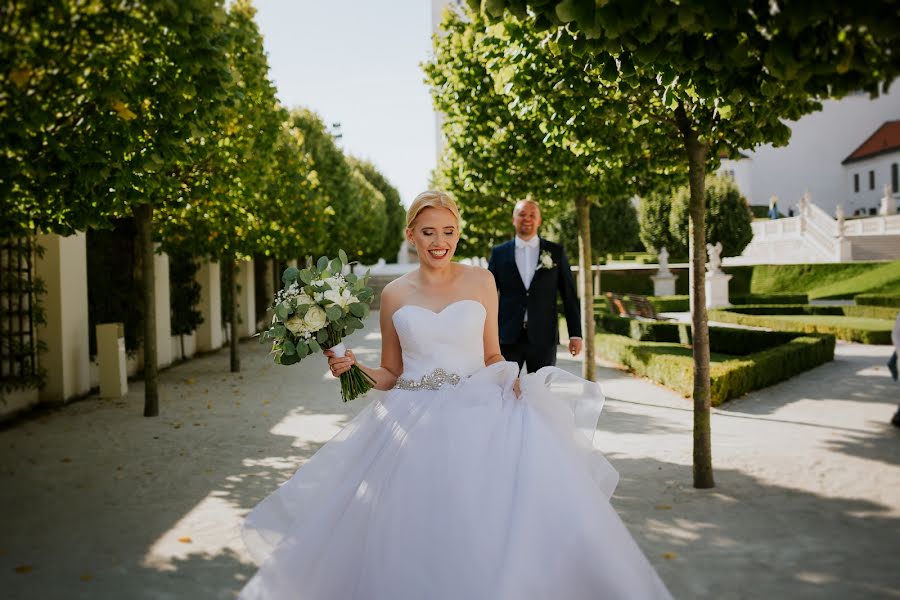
[487,238,582,349]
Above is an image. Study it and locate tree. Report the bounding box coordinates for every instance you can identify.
[158,0,284,374]
[349,157,405,262]
[638,191,684,259]
[289,109,386,263]
[550,198,642,262]
[670,176,753,258]
[471,0,900,488]
[426,8,681,379]
[2,1,234,416]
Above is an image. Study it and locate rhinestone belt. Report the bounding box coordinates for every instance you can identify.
[394,368,462,391]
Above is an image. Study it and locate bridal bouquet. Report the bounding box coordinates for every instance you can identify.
[260,250,376,402]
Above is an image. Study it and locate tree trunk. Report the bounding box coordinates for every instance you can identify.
[229,255,240,373]
[676,104,714,489]
[575,195,596,381]
[135,204,158,417]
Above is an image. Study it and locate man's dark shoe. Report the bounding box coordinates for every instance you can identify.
[892,409,900,428]
[889,352,898,382]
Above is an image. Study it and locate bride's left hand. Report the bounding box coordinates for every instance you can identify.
[513,378,521,399]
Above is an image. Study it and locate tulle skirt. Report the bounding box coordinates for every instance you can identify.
[239,362,672,599]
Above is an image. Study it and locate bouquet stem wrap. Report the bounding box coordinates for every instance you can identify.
[327,340,376,403]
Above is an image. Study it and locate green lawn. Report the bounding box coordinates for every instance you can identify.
[745,260,900,299]
[763,314,894,331]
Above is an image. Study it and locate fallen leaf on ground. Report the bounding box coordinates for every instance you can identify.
[177,537,192,544]
[662,552,677,560]
[654,504,672,510]
[61,458,72,463]
[80,573,94,581]
[14,565,33,574]
[184,378,194,385]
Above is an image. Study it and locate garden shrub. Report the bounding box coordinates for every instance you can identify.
[855,294,900,308]
[596,330,835,405]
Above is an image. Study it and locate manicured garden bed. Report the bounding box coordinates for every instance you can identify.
[595,315,835,405]
[708,305,896,344]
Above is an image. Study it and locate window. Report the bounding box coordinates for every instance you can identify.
[869,170,875,190]
[854,173,859,193]
[893,163,898,194]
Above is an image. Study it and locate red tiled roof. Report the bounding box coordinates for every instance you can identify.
[842,120,900,164]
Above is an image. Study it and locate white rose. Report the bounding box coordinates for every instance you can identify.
[294,292,315,307]
[303,305,327,331]
[284,315,307,335]
[540,252,554,269]
[324,288,353,311]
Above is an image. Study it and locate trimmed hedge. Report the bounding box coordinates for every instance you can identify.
[596,313,798,355]
[709,306,894,344]
[642,293,809,313]
[855,294,900,308]
[596,331,835,405]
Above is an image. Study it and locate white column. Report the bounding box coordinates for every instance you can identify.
[34,232,91,403]
[96,323,127,398]
[194,259,223,351]
[237,258,256,338]
[153,246,172,367]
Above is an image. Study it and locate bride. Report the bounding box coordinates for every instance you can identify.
[238,191,672,599]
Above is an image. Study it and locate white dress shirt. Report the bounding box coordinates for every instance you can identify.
[515,236,539,324]
[514,235,539,290]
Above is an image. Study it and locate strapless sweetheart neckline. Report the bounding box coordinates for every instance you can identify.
[393,298,485,318]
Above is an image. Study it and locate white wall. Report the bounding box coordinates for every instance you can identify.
[717,158,754,205]
[737,89,898,217]
[843,152,900,215]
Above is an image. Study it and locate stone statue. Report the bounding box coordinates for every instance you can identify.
[706,241,723,273]
[880,184,897,216]
[657,246,670,273]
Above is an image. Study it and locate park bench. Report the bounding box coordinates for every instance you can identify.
[604,292,673,321]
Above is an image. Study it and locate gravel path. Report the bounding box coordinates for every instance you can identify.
[1,316,898,599]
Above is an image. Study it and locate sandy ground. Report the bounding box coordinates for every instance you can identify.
[1,315,899,600]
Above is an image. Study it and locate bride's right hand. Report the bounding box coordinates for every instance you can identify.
[324,349,356,378]
[513,378,521,399]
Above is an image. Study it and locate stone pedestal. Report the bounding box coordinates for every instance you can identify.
[237,258,256,338]
[97,323,127,398]
[705,271,732,309]
[153,247,172,368]
[195,260,223,351]
[652,273,678,297]
[35,231,91,404]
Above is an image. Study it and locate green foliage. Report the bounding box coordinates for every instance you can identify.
[855,294,900,308]
[638,191,680,258]
[289,109,387,263]
[346,168,388,264]
[169,254,203,337]
[669,175,754,257]
[596,330,835,405]
[549,198,642,265]
[349,157,405,262]
[709,307,894,344]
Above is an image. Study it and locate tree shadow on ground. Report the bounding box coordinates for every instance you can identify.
[609,457,900,600]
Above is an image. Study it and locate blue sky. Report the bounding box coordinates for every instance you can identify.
[254,0,438,207]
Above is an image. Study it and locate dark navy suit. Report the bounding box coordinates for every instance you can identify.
[487,238,581,372]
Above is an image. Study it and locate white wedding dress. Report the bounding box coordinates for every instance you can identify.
[239,300,672,599]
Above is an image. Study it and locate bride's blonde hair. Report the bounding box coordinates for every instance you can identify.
[406,190,461,229]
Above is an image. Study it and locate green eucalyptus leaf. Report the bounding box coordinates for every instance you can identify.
[317,256,328,271]
[338,249,348,264]
[349,302,367,318]
[325,305,343,322]
[282,267,299,284]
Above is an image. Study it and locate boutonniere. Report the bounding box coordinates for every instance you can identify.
[537,249,556,270]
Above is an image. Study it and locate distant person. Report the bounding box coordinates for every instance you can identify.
[891,312,900,427]
[767,195,779,219]
[788,207,794,217]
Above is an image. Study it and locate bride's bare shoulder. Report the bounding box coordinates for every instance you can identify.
[380,275,413,313]
[457,263,495,286]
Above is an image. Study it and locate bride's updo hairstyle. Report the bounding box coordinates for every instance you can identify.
[406,190,461,229]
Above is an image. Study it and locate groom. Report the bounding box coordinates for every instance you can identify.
[488,199,582,372]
